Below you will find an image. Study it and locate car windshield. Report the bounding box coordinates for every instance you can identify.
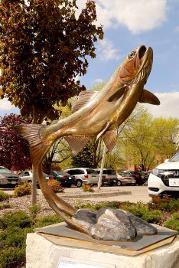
[0,167,11,173]
[168,152,179,162]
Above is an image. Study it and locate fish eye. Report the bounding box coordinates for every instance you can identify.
[128,50,136,59]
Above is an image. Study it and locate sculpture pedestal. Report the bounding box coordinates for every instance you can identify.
[26,224,179,268]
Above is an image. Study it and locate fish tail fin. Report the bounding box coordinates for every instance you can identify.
[15,124,49,164]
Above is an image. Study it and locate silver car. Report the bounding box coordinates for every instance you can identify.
[0,166,20,187]
[19,170,51,184]
[64,168,99,187]
[95,169,118,186]
[116,171,136,186]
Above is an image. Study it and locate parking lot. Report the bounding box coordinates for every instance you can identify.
[1,185,151,204]
[65,185,151,203]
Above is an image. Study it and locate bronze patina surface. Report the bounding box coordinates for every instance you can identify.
[16,45,160,238]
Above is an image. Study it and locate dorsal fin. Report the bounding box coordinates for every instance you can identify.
[139,89,160,105]
[102,130,118,152]
[107,86,126,102]
[72,91,97,113]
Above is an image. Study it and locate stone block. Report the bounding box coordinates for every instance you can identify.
[26,232,179,268]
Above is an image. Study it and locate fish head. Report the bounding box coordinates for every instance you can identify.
[118,45,153,85]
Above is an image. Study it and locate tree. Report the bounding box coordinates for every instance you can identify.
[43,139,72,173]
[152,117,179,162]
[117,106,179,170]
[0,114,31,171]
[72,139,101,168]
[0,0,103,204]
[0,0,103,122]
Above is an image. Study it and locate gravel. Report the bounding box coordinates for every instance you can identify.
[0,191,104,217]
[0,186,150,217]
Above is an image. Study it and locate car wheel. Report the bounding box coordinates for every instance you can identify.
[76,180,82,187]
[116,180,122,186]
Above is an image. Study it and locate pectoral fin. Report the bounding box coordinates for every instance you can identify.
[64,136,90,156]
[102,130,118,152]
[139,89,160,105]
[107,86,126,102]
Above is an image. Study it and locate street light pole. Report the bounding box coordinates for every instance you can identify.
[97,142,106,190]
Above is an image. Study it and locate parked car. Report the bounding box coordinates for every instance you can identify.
[18,170,51,185]
[0,166,20,187]
[148,152,179,198]
[95,169,117,186]
[122,170,144,185]
[64,168,99,187]
[50,171,74,187]
[116,171,136,186]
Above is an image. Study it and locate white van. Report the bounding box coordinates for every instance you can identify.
[148,152,179,197]
[64,168,99,187]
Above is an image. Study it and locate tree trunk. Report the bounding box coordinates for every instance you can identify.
[31,106,44,205]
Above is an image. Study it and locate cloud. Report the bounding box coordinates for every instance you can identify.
[145,92,179,118]
[174,25,179,32]
[93,78,104,84]
[77,0,167,34]
[0,98,19,116]
[98,39,120,61]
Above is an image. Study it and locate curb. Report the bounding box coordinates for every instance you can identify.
[59,190,131,199]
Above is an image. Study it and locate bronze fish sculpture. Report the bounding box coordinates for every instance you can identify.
[16,45,160,235]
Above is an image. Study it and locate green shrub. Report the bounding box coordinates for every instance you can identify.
[158,199,179,212]
[142,210,162,223]
[0,203,12,210]
[0,210,65,268]
[76,201,121,210]
[1,227,33,248]
[0,190,9,201]
[172,212,179,220]
[35,214,62,228]
[164,212,179,232]
[0,211,32,229]
[0,247,25,268]
[47,178,63,192]
[14,182,31,197]
[95,201,120,210]
[76,202,97,210]
[124,202,162,223]
[29,204,41,222]
[125,202,148,217]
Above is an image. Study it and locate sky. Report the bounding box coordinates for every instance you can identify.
[0,0,179,118]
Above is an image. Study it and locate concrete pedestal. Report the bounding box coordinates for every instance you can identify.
[26,232,179,268]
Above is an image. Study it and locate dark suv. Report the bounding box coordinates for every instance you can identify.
[124,171,144,185]
[50,171,74,187]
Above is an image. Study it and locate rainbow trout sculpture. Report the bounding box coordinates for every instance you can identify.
[16,45,160,240]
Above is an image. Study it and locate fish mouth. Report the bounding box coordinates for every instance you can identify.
[138,45,147,59]
[136,45,153,78]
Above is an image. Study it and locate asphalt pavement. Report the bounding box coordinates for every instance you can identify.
[1,185,151,204]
